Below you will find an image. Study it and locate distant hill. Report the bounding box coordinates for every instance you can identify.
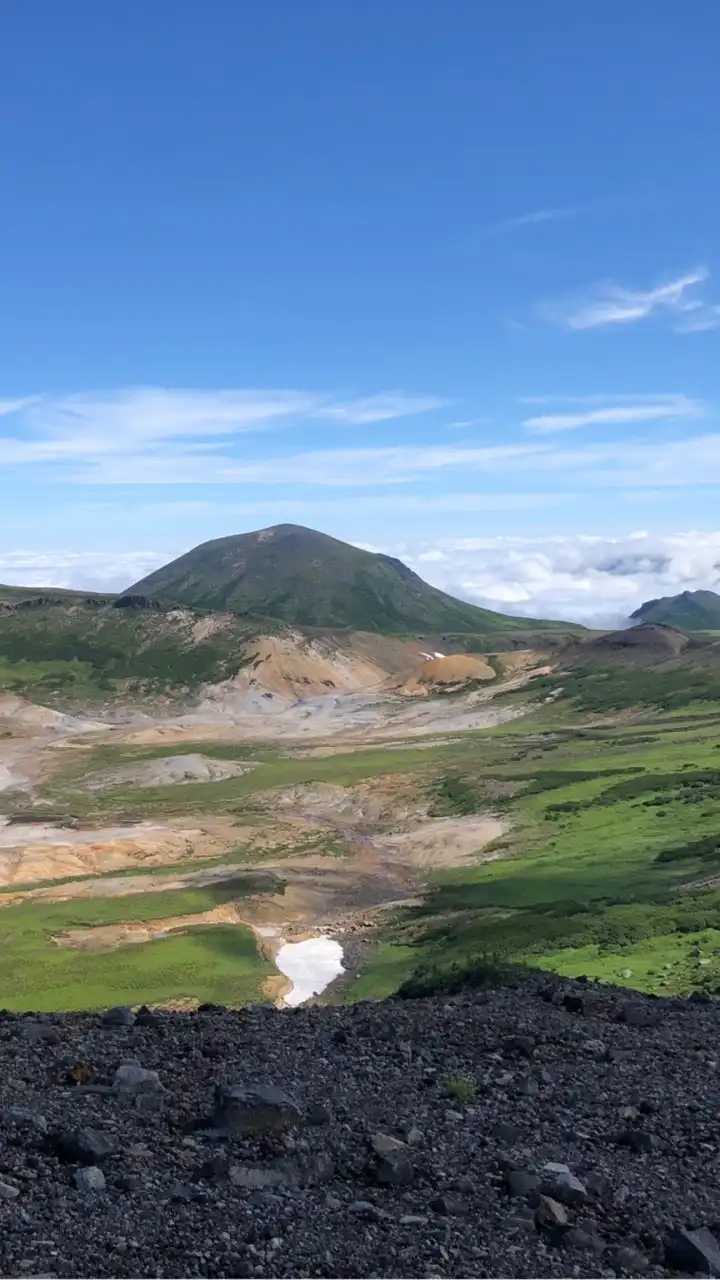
[631,589,720,631]
[126,524,578,637]
[561,622,693,664]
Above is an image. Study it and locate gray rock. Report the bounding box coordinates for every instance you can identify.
[582,1039,608,1056]
[21,1022,59,1045]
[50,1127,115,1164]
[494,1121,523,1145]
[74,1167,106,1192]
[616,1001,661,1029]
[0,1180,20,1200]
[229,1164,289,1190]
[348,1201,385,1221]
[617,1127,657,1153]
[371,1132,409,1157]
[608,1244,650,1273]
[101,1006,136,1027]
[114,1062,163,1093]
[374,1151,413,1186]
[541,1162,587,1206]
[134,1092,164,1115]
[3,1106,47,1133]
[429,1194,465,1216]
[664,1227,720,1277]
[563,1227,605,1253]
[503,1035,536,1058]
[504,1169,541,1200]
[534,1195,568,1227]
[213,1082,302,1134]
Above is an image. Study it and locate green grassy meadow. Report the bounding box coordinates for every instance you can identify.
[349,707,720,999]
[0,877,277,1012]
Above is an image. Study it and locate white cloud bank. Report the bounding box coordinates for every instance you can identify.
[406,531,720,624]
[2,532,720,626]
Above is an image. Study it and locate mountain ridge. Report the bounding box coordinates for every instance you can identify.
[126,523,578,636]
[631,588,720,631]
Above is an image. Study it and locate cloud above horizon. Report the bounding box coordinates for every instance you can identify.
[2,531,719,626]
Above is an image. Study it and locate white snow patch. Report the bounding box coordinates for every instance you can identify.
[433,651,446,658]
[275,936,345,1006]
[420,652,433,660]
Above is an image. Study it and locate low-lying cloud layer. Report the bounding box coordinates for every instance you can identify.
[2,532,719,627]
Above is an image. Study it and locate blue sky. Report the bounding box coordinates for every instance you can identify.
[2,0,720,622]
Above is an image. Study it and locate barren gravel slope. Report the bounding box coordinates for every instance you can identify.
[0,975,719,1278]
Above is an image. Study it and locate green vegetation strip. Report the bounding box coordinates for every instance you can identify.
[0,877,279,1012]
[351,706,720,1001]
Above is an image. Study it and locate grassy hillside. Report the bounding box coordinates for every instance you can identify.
[0,602,262,704]
[631,588,720,630]
[525,625,720,715]
[128,523,578,636]
[347,706,720,1001]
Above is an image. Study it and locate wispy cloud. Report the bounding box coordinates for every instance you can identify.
[0,397,36,417]
[484,206,579,236]
[0,386,448,466]
[523,394,702,433]
[546,268,720,332]
[316,393,448,424]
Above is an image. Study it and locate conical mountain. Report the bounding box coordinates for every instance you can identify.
[127,523,564,635]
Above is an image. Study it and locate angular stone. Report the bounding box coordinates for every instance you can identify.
[49,1127,115,1164]
[74,1166,106,1192]
[617,1128,657,1153]
[563,1227,605,1253]
[535,1195,568,1227]
[102,1006,136,1027]
[348,1200,385,1221]
[114,1063,163,1093]
[541,1163,587,1206]
[375,1151,413,1186]
[616,1001,661,1029]
[664,1227,720,1277]
[0,1180,19,1200]
[371,1132,409,1157]
[428,1194,465,1217]
[213,1082,301,1134]
[3,1106,47,1134]
[229,1164,288,1190]
[21,1021,59,1045]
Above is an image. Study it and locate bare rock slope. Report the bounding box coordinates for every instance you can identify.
[0,975,719,1278]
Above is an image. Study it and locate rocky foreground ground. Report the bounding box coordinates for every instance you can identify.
[1,976,719,1279]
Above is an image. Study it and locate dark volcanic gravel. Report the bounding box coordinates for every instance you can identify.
[1,976,720,1278]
